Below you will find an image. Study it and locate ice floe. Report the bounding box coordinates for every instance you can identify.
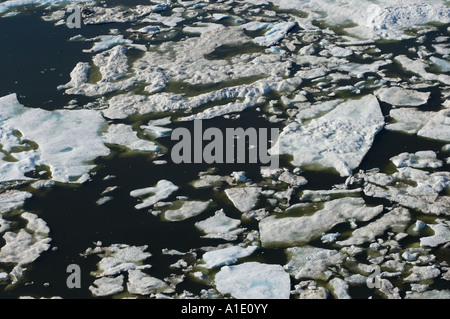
[358,168,450,216]
[0,94,110,184]
[271,0,450,40]
[336,207,411,246]
[130,180,178,210]
[0,191,32,214]
[285,246,345,281]
[214,262,290,299]
[163,200,210,221]
[199,245,258,269]
[375,86,430,107]
[0,0,90,15]
[271,95,385,177]
[194,209,243,241]
[386,108,434,134]
[224,186,262,212]
[259,197,383,248]
[390,151,443,169]
[254,22,296,47]
[103,123,159,153]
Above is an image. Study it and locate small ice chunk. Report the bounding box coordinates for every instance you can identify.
[130,180,178,210]
[224,186,262,212]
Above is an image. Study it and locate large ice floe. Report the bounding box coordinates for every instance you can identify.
[1,0,450,300]
[0,93,110,184]
[271,95,385,177]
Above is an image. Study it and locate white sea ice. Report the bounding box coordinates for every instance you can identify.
[386,108,434,134]
[224,186,262,212]
[390,151,443,169]
[360,168,450,216]
[336,207,411,246]
[259,197,383,248]
[0,0,90,15]
[143,12,184,27]
[0,228,51,266]
[254,22,296,47]
[194,209,242,240]
[420,221,450,247]
[214,262,290,299]
[83,35,133,54]
[375,86,430,107]
[271,95,384,177]
[130,180,178,210]
[86,244,152,277]
[395,55,450,86]
[337,60,391,78]
[430,56,450,73]
[328,277,351,299]
[92,45,129,82]
[404,265,441,282]
[405,289,450,299]
[89,275,124,297]
[0,94,110,184]
[141,118,172,139]
[417,109,450,142]
[270,0,450,40]
[163,200,210,221]
[0,191,32,214]
[200,245,258,269]
[103,123,159,153]
[299,188,362,202]
[366,3,450,36]
[285,246,345,281]
[127,269,174,295]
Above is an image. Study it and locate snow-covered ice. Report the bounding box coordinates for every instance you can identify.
[271,95,384,177]
[390,151,443,169]
[214,262,290,299]
[259,197,383,247]
[224,186,262,212]
[375,86,430,107]
[0,94,110,184]
[103,123,159,153]
[163,200,210,221]
[194,209,243,241]
[200,245,258,269]
[130,180,179,210]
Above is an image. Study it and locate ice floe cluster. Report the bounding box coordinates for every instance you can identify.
[1,0,450,299]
